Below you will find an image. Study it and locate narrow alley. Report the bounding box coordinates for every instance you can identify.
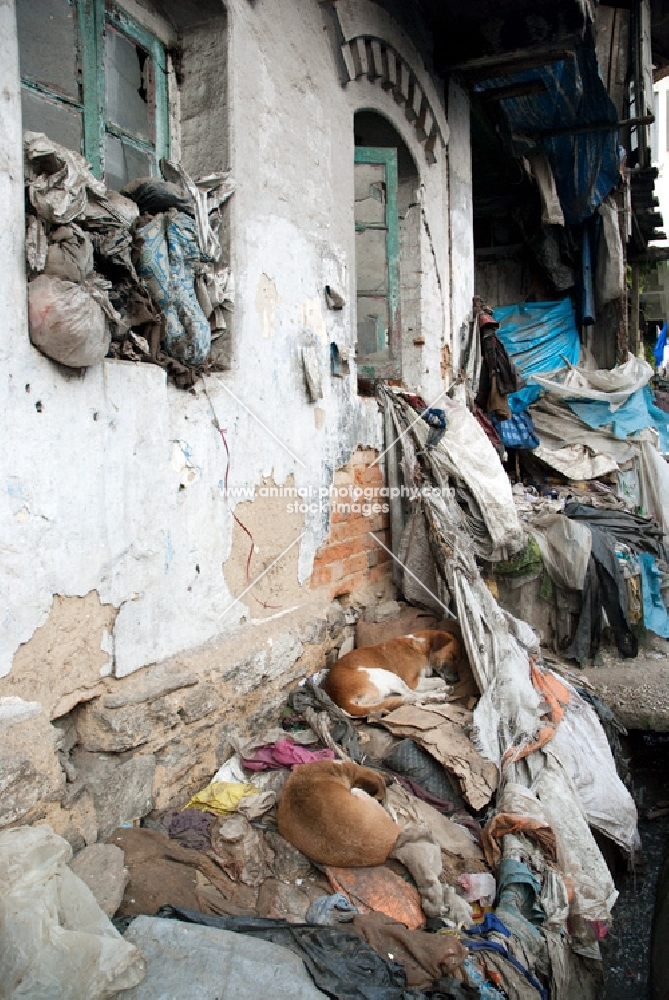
[2,2,669,998]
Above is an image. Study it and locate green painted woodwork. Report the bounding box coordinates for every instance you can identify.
[354,146,401,380]
[18,0,168,181]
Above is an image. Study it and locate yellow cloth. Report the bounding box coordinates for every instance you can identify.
[186,781,257,816]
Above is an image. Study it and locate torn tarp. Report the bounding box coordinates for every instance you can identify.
[152,906,411,1000]
[492,300,580,413]
[638,552,669,639]
[567,385,669,454]
[473,45,621,225]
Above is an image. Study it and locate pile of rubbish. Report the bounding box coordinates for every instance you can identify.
[457,295,669,663]
[0,382,645,998]
[23,132,234,388]
[0,625,637,999]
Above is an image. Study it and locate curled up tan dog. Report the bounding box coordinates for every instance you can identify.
[277,759,447,917]
[322,630,461,717]
[277,760,400,866]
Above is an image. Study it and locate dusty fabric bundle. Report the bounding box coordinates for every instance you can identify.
[121,177,193,215]
[135,211,211,365]
[44,224,94,283]
[110,827,252,919]
[28,274,118,367]
[352,912,467,989]
[24,130,106,224]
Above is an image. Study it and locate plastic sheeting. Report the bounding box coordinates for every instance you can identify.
[492,300,580,413]
[0,825,146,998]
[528,514,591,592]
[568,385,669,454]
[531,355,653,409]
[638,552,669,639]
[422,488,626,935]
[530,396,669,534]
[474,46,620,225]
[400,396,524,562]
[549,690,640,854]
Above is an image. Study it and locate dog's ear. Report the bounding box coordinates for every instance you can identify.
[429,631,461,670]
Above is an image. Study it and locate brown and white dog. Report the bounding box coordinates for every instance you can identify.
[277,759,400,866]
[322,629,461,717]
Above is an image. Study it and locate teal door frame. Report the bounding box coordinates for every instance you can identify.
[354,146,401,380]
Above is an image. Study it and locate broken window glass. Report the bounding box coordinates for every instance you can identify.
[105,25,152,143]
[17,0,79,99]
[16,0,168,181]
[354,148,401,380]
[104,132,153,191]
[21,89,83,151]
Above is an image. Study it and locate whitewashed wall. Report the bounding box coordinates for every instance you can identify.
[0,0,470,680]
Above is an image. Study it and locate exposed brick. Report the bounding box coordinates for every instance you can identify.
[332,570,367,597]
[334,469,354,486]
[351,448,377,466]
[369,564,393,584]
[342,551,369,576]
[314,536,370,565]
[310,565,332,589]
[377,548,392,564]
[329,517,371,542]
[330,560,345,581]
[367,549,379,568]
[354,465,384,486]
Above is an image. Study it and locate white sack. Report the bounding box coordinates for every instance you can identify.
[596,196,625,304]
[550,691,640,854]
[0,825,146,998]
[29,275,115,368]
[532,356,653,410]
[528,514,591,591]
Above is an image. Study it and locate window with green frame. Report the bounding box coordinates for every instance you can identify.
[354,146,401,380]
[17,0,169,190]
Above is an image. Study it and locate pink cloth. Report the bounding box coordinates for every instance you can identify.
[242,738,335,771]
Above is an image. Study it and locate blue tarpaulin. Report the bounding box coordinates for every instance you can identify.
[638,552,669,639]
[567,385,669,453]
[654,321,667,367]
[474,46,621,224]
[492,299,580,412]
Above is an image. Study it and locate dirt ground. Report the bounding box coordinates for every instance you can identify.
[575,636,669,732]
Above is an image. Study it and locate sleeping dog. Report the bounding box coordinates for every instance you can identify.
[322,629,461,717]
[277,759,401,866]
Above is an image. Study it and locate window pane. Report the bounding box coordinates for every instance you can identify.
[17,0,79,99]
[105,133,153,191]
[354,162,386,226]
[357,296,390,360]
[21,87,82,151]
[105,25,152,142]
[356,228,388,295]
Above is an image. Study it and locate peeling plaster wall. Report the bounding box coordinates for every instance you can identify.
[0,0,466,685]
[447,80,474,374]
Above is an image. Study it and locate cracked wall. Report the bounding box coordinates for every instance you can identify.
[0,0,474,838]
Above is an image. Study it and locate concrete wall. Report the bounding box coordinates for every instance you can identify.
[447,80,474,375]
[0,0,474,837]
[0,0,463,679]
